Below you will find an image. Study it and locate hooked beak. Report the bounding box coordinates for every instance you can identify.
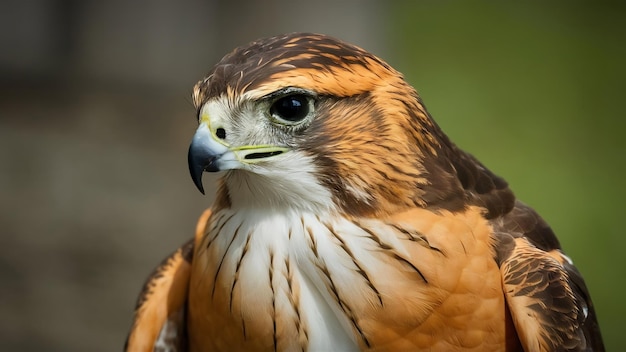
[187,119,290,194]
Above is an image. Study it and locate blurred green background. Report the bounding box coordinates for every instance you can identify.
[0,0,623,350]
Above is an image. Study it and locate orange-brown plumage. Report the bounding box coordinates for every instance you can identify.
[126,33,603,351]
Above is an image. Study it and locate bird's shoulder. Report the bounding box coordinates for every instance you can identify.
[491,202,604,351]
[125,209,211,351]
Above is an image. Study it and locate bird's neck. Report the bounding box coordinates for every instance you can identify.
[215,168,337,214]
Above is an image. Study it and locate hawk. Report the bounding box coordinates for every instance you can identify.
[125,33,604,351]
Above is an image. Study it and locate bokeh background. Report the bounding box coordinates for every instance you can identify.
[1,0,624,350]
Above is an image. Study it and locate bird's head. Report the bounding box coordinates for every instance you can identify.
[188,33,510,217]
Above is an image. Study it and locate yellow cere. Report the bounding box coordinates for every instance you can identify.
[200,112,211,124]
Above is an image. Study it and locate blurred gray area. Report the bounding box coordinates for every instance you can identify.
[0,0,386,350]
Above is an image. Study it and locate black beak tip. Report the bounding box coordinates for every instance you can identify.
[193,177,206,195]
[189,163,206,195]
[188,145,208,195]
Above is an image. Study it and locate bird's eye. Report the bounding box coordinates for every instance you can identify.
[270,94,312,124]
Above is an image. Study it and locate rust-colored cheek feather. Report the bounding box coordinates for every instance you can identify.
[126,33,604,351]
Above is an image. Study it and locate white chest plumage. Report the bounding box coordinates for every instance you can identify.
[195,209,366,351]
[189,205,504,351]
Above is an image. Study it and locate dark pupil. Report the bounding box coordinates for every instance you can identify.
[271,95,309,122]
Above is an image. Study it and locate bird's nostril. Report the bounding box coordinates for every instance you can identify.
[216,128,226,139]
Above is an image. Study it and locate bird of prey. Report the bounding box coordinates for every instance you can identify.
[125,33,604,351]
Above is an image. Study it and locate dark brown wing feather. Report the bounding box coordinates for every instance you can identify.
[492,202,604,351]
[125,240,194,351]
